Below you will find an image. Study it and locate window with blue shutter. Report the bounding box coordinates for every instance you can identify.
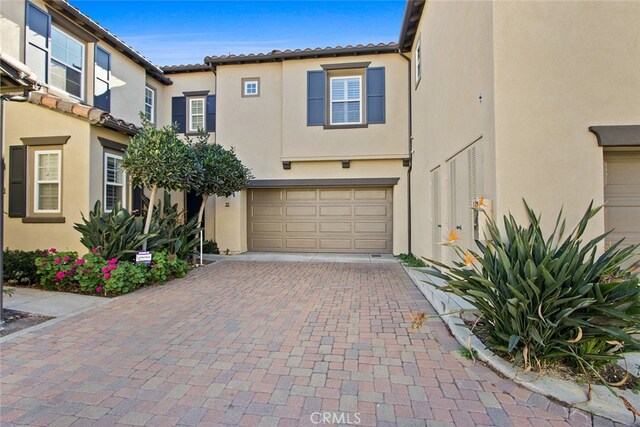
[206,95,216,132]
[171,97,186,133]
[94,47,110,111]
[307,71,325,126]
[26,2,50,83]
[366,67,385,124]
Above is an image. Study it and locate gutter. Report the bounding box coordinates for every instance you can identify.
[399,51,413,254]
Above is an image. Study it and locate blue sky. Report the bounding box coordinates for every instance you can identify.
[70,1,406,66]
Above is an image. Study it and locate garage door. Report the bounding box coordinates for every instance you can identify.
[604,152,640,248]
[247,187,393,253]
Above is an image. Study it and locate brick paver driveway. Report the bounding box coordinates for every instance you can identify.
[2,261,600,426]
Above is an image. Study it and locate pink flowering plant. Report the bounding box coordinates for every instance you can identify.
[34,249,80,291]
[75,251,148,296]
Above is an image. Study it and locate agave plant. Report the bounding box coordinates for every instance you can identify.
[74,201,154,260]
[428,201,640,376]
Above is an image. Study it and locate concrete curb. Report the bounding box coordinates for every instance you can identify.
[402,265,640,426]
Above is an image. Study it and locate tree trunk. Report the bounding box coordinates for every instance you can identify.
[197,194,209,229]
[142,185,158,251]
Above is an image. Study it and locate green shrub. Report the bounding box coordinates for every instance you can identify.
[103,261,148,295]
[429,201,640,374]
[397,253,426,268]
[34,249,80,291]
[4,248,42,285]
[149,250,189,284]
[202,240,220,254]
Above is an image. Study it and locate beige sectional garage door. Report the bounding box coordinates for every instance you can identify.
[604,152,640,248]
[248,187,393,253]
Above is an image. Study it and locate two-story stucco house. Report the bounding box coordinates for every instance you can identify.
[400,0,640,263]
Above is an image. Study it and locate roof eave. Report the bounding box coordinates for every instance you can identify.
[398,0,426,53]
[204,45,400,66]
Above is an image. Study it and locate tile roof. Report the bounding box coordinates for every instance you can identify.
[0,49,40,91]
[161,64,211,74]
[204,42,399,65]
[45,0,172,85]
[29,92,139,136]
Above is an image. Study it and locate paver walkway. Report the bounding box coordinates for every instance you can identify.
[1,261,606,426]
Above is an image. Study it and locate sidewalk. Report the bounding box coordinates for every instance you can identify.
[3,286,110,317]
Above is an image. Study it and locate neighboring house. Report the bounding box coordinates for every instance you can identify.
[399,0,640,263]
[1,0,171,253]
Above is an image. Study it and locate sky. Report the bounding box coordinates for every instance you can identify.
[70,1,406,67]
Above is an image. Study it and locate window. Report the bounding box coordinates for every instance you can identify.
[94,46,110,111]
[104,153,126,212]
[330,76,362,125]
[415,37,422,86]
[242,78,260,97]
[144,85,155,123]
[188,97,205,132]
[34,150,61,213]
[51,26,84,98]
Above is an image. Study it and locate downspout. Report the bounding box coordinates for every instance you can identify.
[399,51,413,254]
[211,65,217,245]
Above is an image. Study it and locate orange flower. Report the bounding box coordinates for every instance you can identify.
[408,311,426,329]
[448,230,461,243]
[464,250,476,266]
[476,197,485,207]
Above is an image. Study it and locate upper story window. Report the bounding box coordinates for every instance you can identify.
[51,26,84,99]
[144,85,155,123]
[242,78,260,97]
[415,37,422,86]
[307,64,385,128]
[188,97,205,132]
[330,76,362,125]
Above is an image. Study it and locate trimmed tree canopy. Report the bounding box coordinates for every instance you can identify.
[123,117,203,192]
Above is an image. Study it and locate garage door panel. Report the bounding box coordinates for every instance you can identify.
[354,189,387,200]
[355,205,388,216]
[320,222,351,233]
[354,222,387,233]
[252,222,283,233]
[286,238,317,249]
[604,152,640,250]
[286,189,317,200]
[248,187,393,253]
[252,239,284,249]
[320,189,352,200]
[286,222,317,232]
[319,205,352,216]
[286,206,316,216]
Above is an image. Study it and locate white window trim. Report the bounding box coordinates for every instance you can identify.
[188,97,206,133]
[415,37,422,85]
[243,80,258,96]
[144,85,155,123]
[34,149,61,214]
[103,153,127,213]
[50,25,85,101]
[329,75,363,126]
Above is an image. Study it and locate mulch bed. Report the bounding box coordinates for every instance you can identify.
[0,309,53,337]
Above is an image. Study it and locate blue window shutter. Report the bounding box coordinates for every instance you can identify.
[8,146,27,218]
[171,96,186,133]
[206,95,216,132]
[366,67,385,124]
[94,47,110,111]
[307,70,325,126]
[26,2,51,83]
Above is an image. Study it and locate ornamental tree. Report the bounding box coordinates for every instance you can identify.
[122,116,203,249]
[190,131,253,227]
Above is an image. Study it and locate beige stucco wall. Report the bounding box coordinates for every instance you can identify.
[409,0,497,260]
[4,103,92,253]
[0,0,26,61]
[492,1,640,239]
